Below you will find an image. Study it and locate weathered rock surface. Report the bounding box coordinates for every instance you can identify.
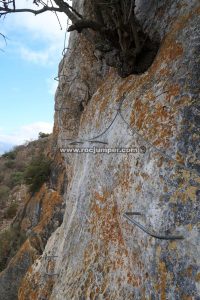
[0,138,66,300]
[2,0,200,299]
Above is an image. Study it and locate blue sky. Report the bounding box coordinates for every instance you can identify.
[0,1,69,153]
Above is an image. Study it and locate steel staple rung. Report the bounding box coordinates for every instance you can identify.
[123,212,184,240]
[45,255,59,276]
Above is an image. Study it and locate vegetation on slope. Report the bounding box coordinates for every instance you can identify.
[0,133,52,272]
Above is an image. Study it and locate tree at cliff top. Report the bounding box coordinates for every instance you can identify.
[0,0,159,77]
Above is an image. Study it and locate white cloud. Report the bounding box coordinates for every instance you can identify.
[0,1,70,63]
[1,1,69,43]
[0,122,53,146]
[19,45,50,64]
[19,44,60,65]
[12,10,67,43]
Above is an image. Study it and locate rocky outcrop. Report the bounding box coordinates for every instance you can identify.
[1,0,200,299]
[0,138,66,300]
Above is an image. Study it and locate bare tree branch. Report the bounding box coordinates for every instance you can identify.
[0,0,83,20]
[68,20,103,33]
[54,0,82,23]
[0,32,7,44]
[0,0,159,77]
[0,5,61,16]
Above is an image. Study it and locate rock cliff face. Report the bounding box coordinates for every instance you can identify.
[1,0,200,299]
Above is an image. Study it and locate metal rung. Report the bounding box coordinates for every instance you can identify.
[45,272,59,276]
[123,212,184,240]
[45,255,59,276]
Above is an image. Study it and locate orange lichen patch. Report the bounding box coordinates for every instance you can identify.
[136,184,142,193]
[140,173,149,180]
[129,97,138,125]
[152,103,171,121]
[39,278,55,298]
[177,170,191,181]
[156,245,162,257]
[70,218,143,297]
[94,190,110,202]
[91,191,124,246]
[186,266,193,277]
[130,91,177,148]
[79,244,111,297]
[163,185,168,193]
[157,157,165,168]
[82,188,146,294]
[19,269,44,300]
[116,76,138,98]
[176,152,185,165]
[184,186,198,202]
[19,184,62,234]
[127,272,142,287]
[33,187,62,233]
[19,259,55,300]
[171,7,200,35]
[166,84,181,102]
[159,67,170,78]
[117,161,133,192]
[81,240,141,298]
[168,241,177,251]
[19,288,38,300]
[157,6,200,65]
[169,177,198,203]
[99,95,111,114]
[171,189,187,204]
[174,96,190,109]
[149,129,171,147]
[127,252,145,283]
[145,90,156,101]
[9,240,31,266]
[161,41,183,63]
[148,11,191,78]
[182,296,193,300]
[195,273,200,282]
[186,224,193,232]
[134,101,149,130]
[158,261,167,300]
[153,127,172,148]
[15,245,43,299]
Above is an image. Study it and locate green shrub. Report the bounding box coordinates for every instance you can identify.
[4,202,18,219]
[10,172,24,187]
[24,155,52,193]
[0,227,26,271]
[38,132,50,139]
[0,228,15,271]
[0,185,10,208]
[2,149,17,160]
[0,175,3,183]
[14,161,26,172]
[4,160,15,169]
